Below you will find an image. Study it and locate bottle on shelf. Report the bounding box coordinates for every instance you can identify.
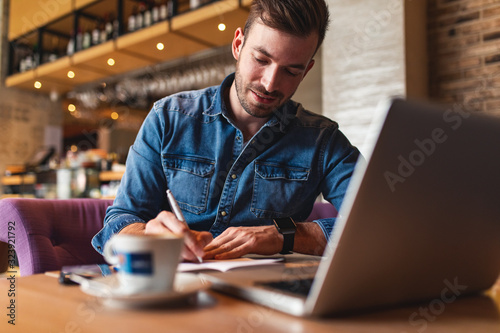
[19,54,26,72]
[190,0,201,10]
[32,43,40,68]
[26,55,34,70]
[100,15,108,43]
[136,2,145,30]
[75,27,83,51]
[48,49,58,62]
[144,2,152,27]
[22,47,34,71]
[168,0,175,18]
[104,13,113,40]
[41,47,49,64]
[152,0,160,24]
[128,6,137,32]
[82,26,91,49]
[20,50,30,72]
[92,21,101,46]
[160,0,168,20]
[67,31,75,55]
[112,13,120,38]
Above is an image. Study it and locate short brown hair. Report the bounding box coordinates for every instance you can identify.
[243,0,330,55]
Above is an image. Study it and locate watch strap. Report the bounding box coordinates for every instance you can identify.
[280,230,295,254]
[273,217,296,254]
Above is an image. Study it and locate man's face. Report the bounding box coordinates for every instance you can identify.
[232,21,318,118]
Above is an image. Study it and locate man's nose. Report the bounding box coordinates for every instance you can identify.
[261,65,280,93]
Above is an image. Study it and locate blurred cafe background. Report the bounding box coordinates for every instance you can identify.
[1,0,499,199]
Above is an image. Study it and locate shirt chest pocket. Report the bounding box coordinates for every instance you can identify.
[163,155,215,214]
[251,162,310,218]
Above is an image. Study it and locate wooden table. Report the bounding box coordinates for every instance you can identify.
[1,273,500,332]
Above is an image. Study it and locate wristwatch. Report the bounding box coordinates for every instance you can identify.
[273,217,297,254]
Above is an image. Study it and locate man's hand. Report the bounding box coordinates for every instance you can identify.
[203,225,282,260]
[120,211,213,262]
[202,222,328,260]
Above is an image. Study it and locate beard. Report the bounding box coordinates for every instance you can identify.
[234,66,286,119]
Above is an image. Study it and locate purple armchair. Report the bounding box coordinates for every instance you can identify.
[0,198,113,276]
[0,198,336,276]
[306,201,338,221]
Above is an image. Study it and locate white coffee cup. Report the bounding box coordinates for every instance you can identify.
[103,234,184,294]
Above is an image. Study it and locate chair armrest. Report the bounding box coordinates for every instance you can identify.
[0,198,112,276]
[307,202,338,221]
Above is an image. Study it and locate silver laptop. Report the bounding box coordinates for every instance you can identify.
[201,98,500,317]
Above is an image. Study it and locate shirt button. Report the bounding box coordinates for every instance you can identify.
[231,174,237,179]
[221,211,227,217]
[236,136,241,141]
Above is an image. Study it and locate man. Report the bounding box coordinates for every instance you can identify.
[92,0,360,262]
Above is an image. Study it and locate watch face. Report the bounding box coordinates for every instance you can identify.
[273,217,297,231]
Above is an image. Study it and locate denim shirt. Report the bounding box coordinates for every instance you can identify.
[92,74,360,253]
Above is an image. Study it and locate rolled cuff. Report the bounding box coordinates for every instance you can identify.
[312,217,336,242]
[91,214,146,254]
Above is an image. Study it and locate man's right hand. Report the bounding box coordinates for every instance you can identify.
[119,211,213,262]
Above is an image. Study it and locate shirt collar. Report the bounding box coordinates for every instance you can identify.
[202,73,234,117]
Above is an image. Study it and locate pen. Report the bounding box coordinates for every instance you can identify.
[166,189,203,263]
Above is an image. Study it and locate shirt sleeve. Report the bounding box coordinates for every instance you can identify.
[92,103,169,254]
[313,125,362,241]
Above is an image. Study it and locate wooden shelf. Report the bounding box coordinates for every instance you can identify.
[6,0,251,95]
[99,170,124,182]
[8,0,72,40]
[172,0,246,44]
[0,194,36,199]
[1,174,36,186]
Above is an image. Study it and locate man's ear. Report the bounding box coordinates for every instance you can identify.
[302,59,316,80]
[232,27,244,61]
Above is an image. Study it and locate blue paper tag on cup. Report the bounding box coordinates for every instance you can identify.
[118,252,153,275]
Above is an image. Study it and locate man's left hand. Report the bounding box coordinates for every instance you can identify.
[203,226,282,259]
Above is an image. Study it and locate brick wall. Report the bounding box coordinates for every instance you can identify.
[428,0,500,115]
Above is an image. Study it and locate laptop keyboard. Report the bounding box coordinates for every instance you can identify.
[255,278,314,297]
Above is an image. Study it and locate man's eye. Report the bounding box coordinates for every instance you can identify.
[286,70,300,77]
[255,57,266,64]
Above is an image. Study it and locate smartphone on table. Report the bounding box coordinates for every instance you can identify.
[59,264,113,285]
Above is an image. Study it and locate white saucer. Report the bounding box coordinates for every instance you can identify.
[80,273,211,308]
